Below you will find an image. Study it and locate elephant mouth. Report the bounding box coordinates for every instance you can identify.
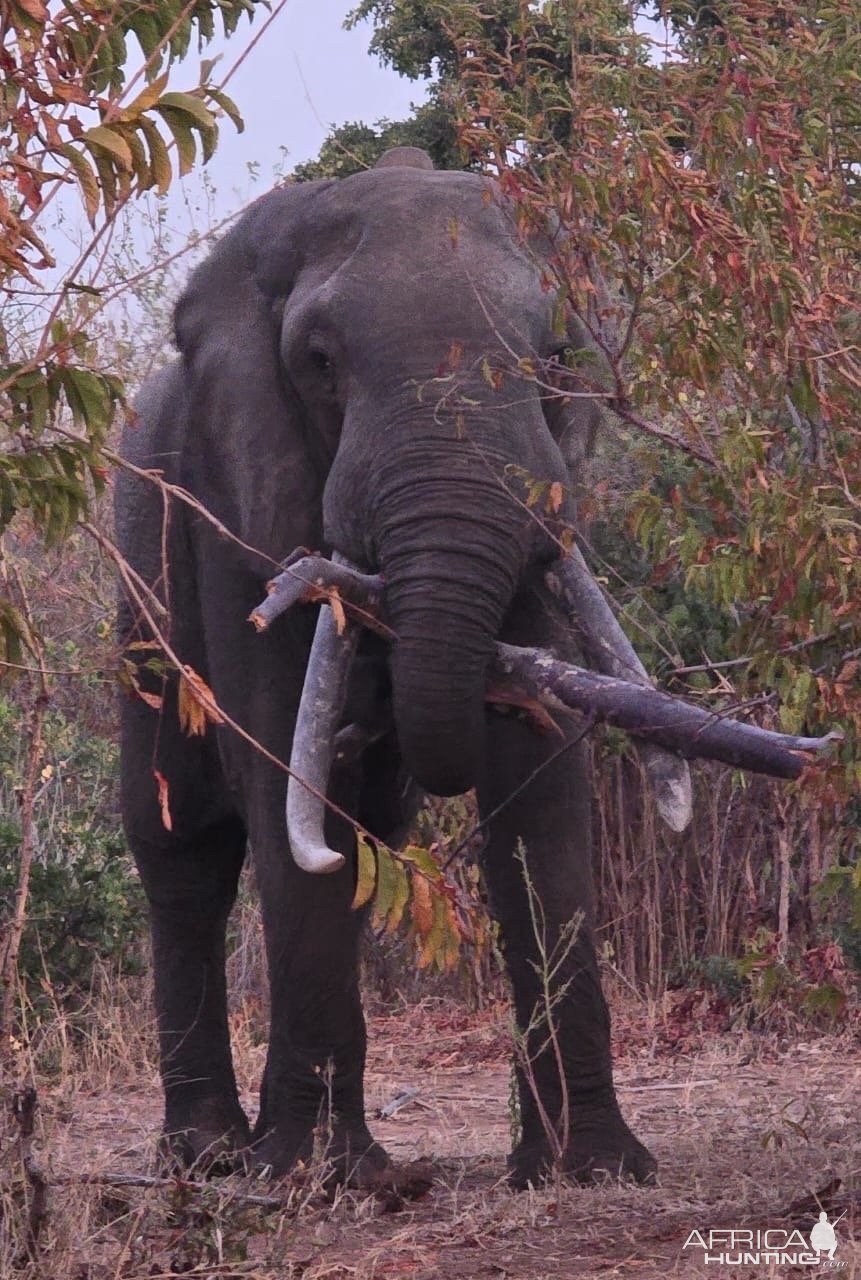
[250,547,694,874]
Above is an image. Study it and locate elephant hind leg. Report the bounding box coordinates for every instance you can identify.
[133,813,250,1169]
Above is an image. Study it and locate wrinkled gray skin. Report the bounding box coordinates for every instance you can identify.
[116,148,656,1188]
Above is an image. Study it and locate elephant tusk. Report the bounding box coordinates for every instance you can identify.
[544,547,693,833]
[285,553,361,874]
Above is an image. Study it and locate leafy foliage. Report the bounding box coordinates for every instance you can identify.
[1,0,258,668]
[292,100,465,180]
[0,695,145,1005]
[354,0,860,779]
[354,835,485,973]
[349,0,860,981]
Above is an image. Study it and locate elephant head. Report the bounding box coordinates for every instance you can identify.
[174,148,689,835]
[175,148,602,800]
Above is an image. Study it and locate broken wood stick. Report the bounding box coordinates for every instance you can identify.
[492,644,838,780]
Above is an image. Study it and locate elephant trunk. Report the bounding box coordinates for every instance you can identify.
[377,472,525,796]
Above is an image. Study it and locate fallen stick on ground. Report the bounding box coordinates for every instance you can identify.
[51,1171,285,1210]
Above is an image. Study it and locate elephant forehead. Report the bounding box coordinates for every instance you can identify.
[323,183,551,341]
[340,248,549,353]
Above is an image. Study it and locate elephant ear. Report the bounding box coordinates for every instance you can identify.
[172,181,335,569]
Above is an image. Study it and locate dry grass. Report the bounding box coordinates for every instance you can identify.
[2,978,858,1280]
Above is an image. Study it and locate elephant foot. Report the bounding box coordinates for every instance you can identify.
[509,1113,657,1190]
[251,1119,394,1190]
[160,1097,251,1175]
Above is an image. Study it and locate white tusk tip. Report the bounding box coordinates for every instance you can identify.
[294,846,347,875]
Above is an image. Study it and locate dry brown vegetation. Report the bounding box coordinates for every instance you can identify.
[2,962,859,1280]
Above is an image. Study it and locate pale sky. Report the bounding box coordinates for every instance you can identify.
[152,0,430,233]
[33,2,671,335]
[29,1,430,343]
[209,0,428,180]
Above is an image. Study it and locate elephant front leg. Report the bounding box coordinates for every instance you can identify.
[478,713,657,1188]
[134,816,251,1169]
[249,796,388,1186]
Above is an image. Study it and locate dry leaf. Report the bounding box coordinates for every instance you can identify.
[410,873,434,939]
[153,769,172,831]
[352,835,377,909]
[178,666,224,736]
[327,589,347,637]
[485,685,563,735]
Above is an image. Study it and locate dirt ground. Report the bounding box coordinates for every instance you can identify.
[16,1003,861,1279]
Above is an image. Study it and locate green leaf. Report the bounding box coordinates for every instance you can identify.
[124,126,150,188]
[156,91,216,132]
[60,368,114,434]
[208,88,244,134]
[156,107,196,175]
[59,144,101,224]
[352,835,377,909]
[83,125,133,171]
[88,145,118,217]
[139,116,173,195]
[372,845,398,929]
[398,844,442,881]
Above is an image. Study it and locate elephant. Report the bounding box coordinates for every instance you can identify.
[116,145,665,1189]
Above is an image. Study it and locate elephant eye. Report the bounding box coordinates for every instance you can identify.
[309,348,333,377]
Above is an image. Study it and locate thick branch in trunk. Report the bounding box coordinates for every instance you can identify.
[492,645,838,779]
[253,551,837,872]
[249,553,385,635]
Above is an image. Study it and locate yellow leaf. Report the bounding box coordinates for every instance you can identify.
[154,770,172,831]
[124,127,150,187]
[14,0,47,23]
[178,665,224,737]
[442,897,462,972]
[387,860,410,932]
[139,116,172,196]
[372,846,397,930]
[59,144,100,224]
[418,895,447,970]
[352,835,377,910]
[121,70,170,120]
[328,589,347,636]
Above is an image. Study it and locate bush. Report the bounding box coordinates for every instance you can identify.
[0,695,146,1010]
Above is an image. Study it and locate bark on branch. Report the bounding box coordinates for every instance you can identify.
[251,550,836,874]
[252,551,837,779]
[492,645,838,779]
